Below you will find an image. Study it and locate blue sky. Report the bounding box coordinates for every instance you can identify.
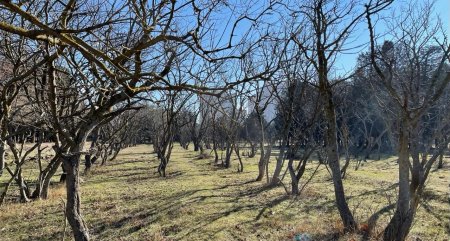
[212,0,449,77]
[333,0,449,75]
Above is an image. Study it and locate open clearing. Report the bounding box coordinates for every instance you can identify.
[1,145,449,241]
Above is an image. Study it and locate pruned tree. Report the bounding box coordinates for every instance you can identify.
[0,1,280,240]
[288,0,393,230]
[151,89,192,177]
[251,79,277,181]
[216,86,248,171]
[366,1,450,240]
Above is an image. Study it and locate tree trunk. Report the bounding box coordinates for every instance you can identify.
[84,154,92,175]
[271,138,288,186]
[40,157,62,199]
[383,121,411,241]
[212,141,219,164]
[100,148,108,166]
[0,140,5,177]
[60,164,67,183]
[193,140,200,152]
[63,153,90,241]
[437,153,444,169]
[224,142,232,168]
[341,154,351,179]
[323,87,357,231]
[288,158,299,195]
[158,157,167,177]
[17,168,30,202]
[234,144,243,172]
[248,142,256,158]
[108,147,120,162]
[256,141,266,181]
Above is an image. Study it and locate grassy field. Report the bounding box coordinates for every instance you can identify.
[0,144,449,241]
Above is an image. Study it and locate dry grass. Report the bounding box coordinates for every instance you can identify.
[0,144,448,240]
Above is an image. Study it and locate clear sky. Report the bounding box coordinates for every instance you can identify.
[436,0,450,33]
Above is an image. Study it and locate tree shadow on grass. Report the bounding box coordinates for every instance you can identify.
[301,182,399,214]
[421,192,448,222]
[89,176,292,240]
[254,195,290,221]
[361,203,395,241]
[179,190,290,238]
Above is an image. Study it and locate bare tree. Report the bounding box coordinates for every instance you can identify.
[366,1,450,239]
[152,89,192,177]
[216,86,248,171]
[289,0,392,230]
[251,80,277,181]
[0,1,280,240]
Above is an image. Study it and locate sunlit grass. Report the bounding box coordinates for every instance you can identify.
[0,144,448,240]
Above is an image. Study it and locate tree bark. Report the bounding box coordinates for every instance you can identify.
[234,144,243,172]
[108,146,120,162]
[212,141,219,164]
[193,140,200,152]
[271,138,287,185]
[340,154,351,179]
[255,110,268,181]
[63,153,90,241]
[158,156,167,177]
[40,157,62,199]
[0,140,5,177]
[256,142,267,181]
[249,143,256,158]
[224,142,232,168]
[437,153,444,169]
[17,168,30,202]
[383,120,412,241]
[288,158,299,195]
[322,86,357,231]
[84,154,92,175]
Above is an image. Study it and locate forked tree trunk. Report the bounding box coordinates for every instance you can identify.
[290,156,308,196]
[63,153,90,241]
[17,168,30,202]
[287,158,298,195]
[158,158,167,177]
[212,141,219,164]
[224,142,233,168]
[193,140,200,152]
[256,160,265,181]
[40,157,62,199]
[271,135,291,186]
[383,121,412,241]
[234,144,243,172]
